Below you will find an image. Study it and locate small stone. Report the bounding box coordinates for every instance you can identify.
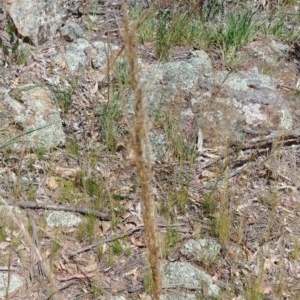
[46,211,81,227]
[0,273,23,297]
[60,22,83,42]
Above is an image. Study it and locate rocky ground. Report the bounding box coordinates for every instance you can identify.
[0,0,300,299]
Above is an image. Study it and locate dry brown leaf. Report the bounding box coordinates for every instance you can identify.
[65,263,78,274]
[61,60,67,69]
[202,282,209,298]
[212,273,218,283]
[111,281,120,294]
[91,81,98,94]
[101,221,111,234]
[57,273,87,282]
[138,294,152,300]
[79,262,98,273]
[28,61,37,69]
[131,268,139,286]
[46,176,58,190]
[54,261,63,271]
[123,222,138,232]
[262,283,272,294]
[122,211,133,222]
[245,248,257,262]
[11,76,21,86]
[237,202,251,213]
[201,170,217,179]
[247,215,256,225]
[61,253,69,263]
[130,236,145,247]
[263,258,272,271]
[54,166,81,179]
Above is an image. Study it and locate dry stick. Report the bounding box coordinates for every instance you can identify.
[69,223,185,258]
[0,266,17,271]
[193,130,300,195]
[70,226,143,257]
[45,279,79,300]
[4,200,110,221]
[121,2,161,299]
[198,129,300,172]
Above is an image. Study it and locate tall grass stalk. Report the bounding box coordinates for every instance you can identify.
[121,2,161,299]
[218,163,231,246]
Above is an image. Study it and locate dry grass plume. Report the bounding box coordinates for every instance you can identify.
[121,1,161,299]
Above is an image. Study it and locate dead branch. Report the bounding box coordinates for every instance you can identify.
[3,200,110,221]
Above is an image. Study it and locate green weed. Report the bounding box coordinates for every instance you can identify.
[290,241,300,260]
[96,243,104,260]
[116,57,131,86]
[217,169,232,246]
[84,0,100,31]
[245,272,265,300]
[212,10,257,60]
[76,222,86,242]
[35,147,46,160]
[105,254,115,268]
[76,215,97,243]
[110,200,126,229]
[164,227,179,251]
[155,9,172,60]
[50,239,61,259]
[86,215,97,243]
[143,270,153,294]
[204,163,234,245]
[83,178,100,198]
[52,88,73,113]
[0,226,7,242]
[170,187,189,215]
[67,137,80,157]
[131,5,205,60]
[264,12,300,41]
[201,0,226,21]
[129,6,157,43]
[160,187,189,219]
[210,217,218,237]
[99,94,122,152]
[178,17,209,49]
[156,9,200,60]
[164,113,197,163]
[59,180,78,204]
[10,235,22,250]
[172,132,197,162]
[260,189,279,211]
[14,43,30,66]
[91,279,102,298]
[111,239,123,255]
[82,177,110,212]
[27,185,36,201]
[203,192,218,216]
[0,18,20,62]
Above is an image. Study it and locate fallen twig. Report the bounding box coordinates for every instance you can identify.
[198,129,300,172]
[0,266,17,271]
[69,226,143,258]
[69,223,185,258]
[45,279,79,300]
[3,200,110,221]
